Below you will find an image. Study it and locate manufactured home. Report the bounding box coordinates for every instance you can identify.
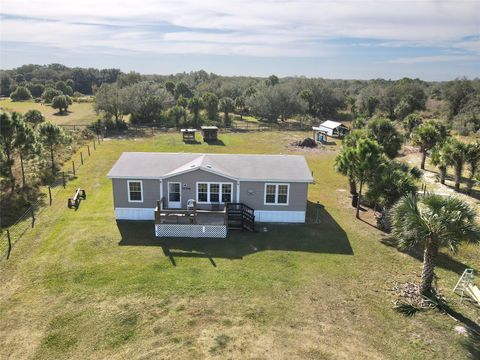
[107,153,314,238]
[312,120,349,141]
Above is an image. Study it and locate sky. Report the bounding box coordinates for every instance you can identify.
[0,0,479,80]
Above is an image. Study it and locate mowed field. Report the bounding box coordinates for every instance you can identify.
[0,98,98,125]
[0,131,479,359]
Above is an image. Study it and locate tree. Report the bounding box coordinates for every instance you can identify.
[465,141,480,195]
[94,83,128,125]
[366,161,418,229]
[175,82,193,99]
[52,95,71,114]
[430,139,452,185]
[235,96,246,119]
[167,106,186,129]
[188,97,203,127]
[15,121,40,187]
[10,86,32,101]
[24,109,45,128]
[365,96,379,117]
[335,146,358,196]
[442,138,466,192]
[202,92,219,120]
[27,83,45,98]
[42,87,63,103]
[0,111,20,190]
[341,138,385,219]
[124,82,174,124]
[165,81,175,96]
[391,194,479,296]
[218,97,235,126]
[443,78,475,117]
[367,117,403,159]
[55,81,73,96]
[267,75,279,86]
[411,121,447,170]
[38,122,71,175]
[394,95,417,120]
[299,89,314,115]
[402,114,422,138]
[177,96,188,108]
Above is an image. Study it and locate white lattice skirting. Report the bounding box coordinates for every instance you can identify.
[155,224,227,238]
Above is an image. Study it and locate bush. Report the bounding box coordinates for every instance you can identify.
[10,86,32,101]
[42,88,63,103]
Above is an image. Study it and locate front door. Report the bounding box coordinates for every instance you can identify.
[168,182,181,208]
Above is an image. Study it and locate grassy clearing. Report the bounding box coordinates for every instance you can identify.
[0,98,98,125]
[0,131,478,359]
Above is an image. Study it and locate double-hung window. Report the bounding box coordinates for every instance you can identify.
[197,182,233,203]
[128,180,143,202]
[264,183,289,205]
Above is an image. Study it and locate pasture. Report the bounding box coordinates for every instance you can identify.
[0,98,98,125]
[0,131,478,359]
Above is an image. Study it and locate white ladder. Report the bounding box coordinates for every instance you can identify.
[453,269,474,302]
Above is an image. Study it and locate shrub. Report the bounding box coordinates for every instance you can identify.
[10,86,32,101]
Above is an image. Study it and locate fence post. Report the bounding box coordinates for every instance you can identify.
[93,140,96,150]
[72,160,76,176]
[80,151,84,165]
[62,171,66,188]
[31,207,35,228]
[48,186,52,206]
[87,145,91,156]
[7,229,11,259]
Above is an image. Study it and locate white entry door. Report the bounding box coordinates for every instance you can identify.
[168,182,181,208]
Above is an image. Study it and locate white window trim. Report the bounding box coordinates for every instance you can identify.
[127,180,143,203]
[167,182,181,203]
[264,183,289,206]
[196,182,234,204]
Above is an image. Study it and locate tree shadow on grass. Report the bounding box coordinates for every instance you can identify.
[117,206,353,265]
[380,237,472,275]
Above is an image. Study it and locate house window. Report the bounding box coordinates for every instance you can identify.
[168,182,180,202]
[222,184,232,203]
[210,183,220,202]
[197,182,233,203]
[128,180,143,202]
[264,183,289,205]
[198,183,208,202]
[265,184,276,204]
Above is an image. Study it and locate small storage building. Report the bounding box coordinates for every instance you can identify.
[312,121,349,141]
[181,128,197,142]
[201,126,219,142]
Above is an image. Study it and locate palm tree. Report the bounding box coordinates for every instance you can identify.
[465,141,480,195]
[411,121,446,170]
[443,139,466,192]
[430,140,452,185]
[391,194,479,296]
[187,97,203,127]
[218,97,235,126]
[335,146,358,196]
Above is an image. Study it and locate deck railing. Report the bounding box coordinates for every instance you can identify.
[154,198,228,225]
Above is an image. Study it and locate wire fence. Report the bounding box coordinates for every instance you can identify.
[0,135,104,260]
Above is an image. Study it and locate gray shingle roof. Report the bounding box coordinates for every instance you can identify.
[107,152,314,182]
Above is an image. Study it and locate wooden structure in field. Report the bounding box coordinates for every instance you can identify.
[200,126,219,142]
[181,128,197,142]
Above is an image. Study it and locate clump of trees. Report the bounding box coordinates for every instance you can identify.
[0,110,75,193]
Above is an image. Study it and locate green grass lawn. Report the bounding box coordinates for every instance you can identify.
[0,131,478,359]
[0,98,98,125]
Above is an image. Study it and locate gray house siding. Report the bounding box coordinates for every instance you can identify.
[112,178,159,208]
[239,181,308,212]
[165,169,237,210]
